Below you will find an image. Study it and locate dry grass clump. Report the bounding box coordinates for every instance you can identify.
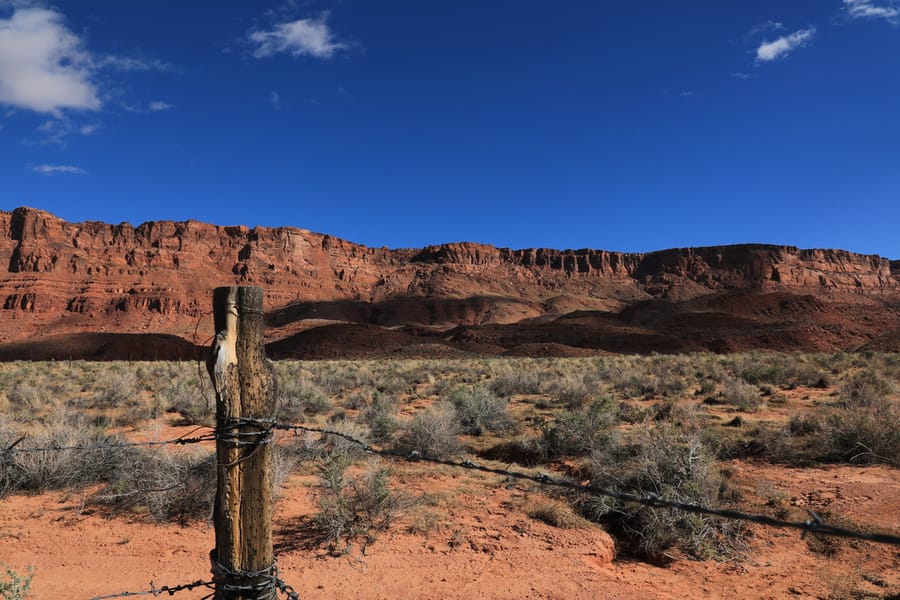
[526,498,590,529]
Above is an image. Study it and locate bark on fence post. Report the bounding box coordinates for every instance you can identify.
[207,286,275,599]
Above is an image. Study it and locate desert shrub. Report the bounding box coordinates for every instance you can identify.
[313,454,402,554]
[488,367,544,397]
[737,358,786,386]
[276,378,331,421]
[0,415,125,497]
[819,402,900,465]
[0,564,33,600]
[838,370,892,409]
[610,365,657,398]
[578,424,745,560]
[160,379,213,426]
[98,447,216,522]
[542,397,618,458]
[721,377,764,412]
[447,386,516,436]
[6,384,47,414]
[393,404,461,459]
[91,369,139,409]
[360,396,400,444]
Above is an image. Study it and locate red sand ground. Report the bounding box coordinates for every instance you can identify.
[2,457,898,599]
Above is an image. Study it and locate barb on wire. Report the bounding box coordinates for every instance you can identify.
[86,579,214,599]
[275,422,900,548]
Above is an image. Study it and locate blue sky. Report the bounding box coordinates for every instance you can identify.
[1,1,899,257]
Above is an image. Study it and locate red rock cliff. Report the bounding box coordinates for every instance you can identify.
[1,207,897,344]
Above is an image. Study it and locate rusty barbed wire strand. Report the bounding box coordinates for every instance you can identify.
[274,422,900,547]
[86,579,214,599]
[2,429,217,455]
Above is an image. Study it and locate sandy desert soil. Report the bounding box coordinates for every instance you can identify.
[2,456,897,599]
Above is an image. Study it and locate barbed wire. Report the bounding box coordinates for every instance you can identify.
[86,579,214,599]
[274,422,900,547]
[2,428,216,455]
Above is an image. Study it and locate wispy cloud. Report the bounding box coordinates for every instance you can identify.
[122,100,173,113]
[31,163,88,175]
[843,0,900,23]
[94,55,174,73]
[0,7,100,114]
[756,27,816,62]
[268,90,281,109]
[248,15,348,59]
[148,100,172,112]
[747,20,784,38]
[731,72,753,80]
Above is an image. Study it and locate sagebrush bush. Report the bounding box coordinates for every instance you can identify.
[447,386,515,436]
[819,402,899,465]
[360,395,400,443]
[0,415,125,498]
[578,424,745,560]
[838,370,892,409]
[393,404,461,459]
[98,447,216,522]
[313,454,402,554]
[276,378,331,421]
[541,397,618,458]
[721,377,764,412]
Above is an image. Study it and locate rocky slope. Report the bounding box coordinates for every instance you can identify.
[1,206,898,359]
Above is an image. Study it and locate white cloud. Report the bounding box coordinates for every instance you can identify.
[79,123,98,135]
[268,90,281,109]
[31,163,87,175]
[147,100,172,112]
[0,7,100,114]
[756,27,816,62]
[731,72,752,80]
[249,15,348,59]
[122,100,172,113]
[843,0,900,22]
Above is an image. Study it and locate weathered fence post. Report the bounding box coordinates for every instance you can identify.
[207,286,275,599]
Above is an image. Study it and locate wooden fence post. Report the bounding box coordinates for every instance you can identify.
[208,286,275,599]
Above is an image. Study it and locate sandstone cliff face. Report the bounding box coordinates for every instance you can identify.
[1,206,897,345]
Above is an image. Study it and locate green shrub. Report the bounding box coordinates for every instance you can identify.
[0,564,33,600]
